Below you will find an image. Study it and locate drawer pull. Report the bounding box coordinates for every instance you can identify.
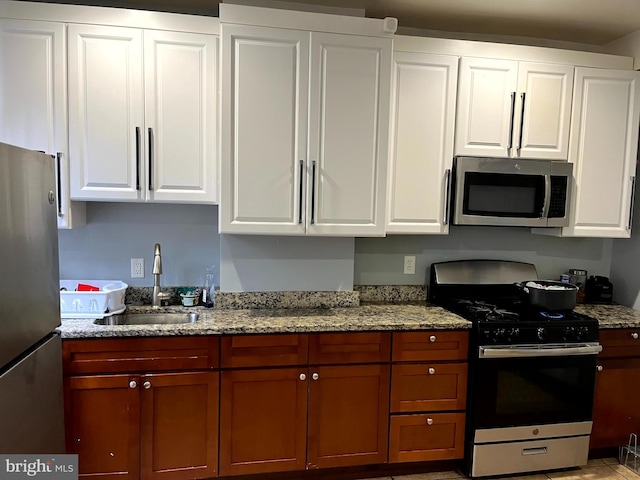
[143,381,151,389]
[312,372,319,381]
[632,333,639,340]
[429,335,437,343]
[523,446,547,456]
[299,373,306,381]
[597,365,603,372]
[129,380,137,389]
[426,418,434,426]
[428,367,436,375]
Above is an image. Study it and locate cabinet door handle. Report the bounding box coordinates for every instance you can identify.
[429,335,437,343]
[426,418,434,426]
[443,169,451,226]
[135,127,141,191]
[507,92,516,152]
[628,176,636,230]
[298,160,304,224]
[299,373,306,381]
[148,127,154,191]
[312,372,319,381]
[55,152,63,217]
[597,365,603,372]
[517,92,526,151]
[428,367,436,375]
[632,332,639,340]
[129,380,137,389]
[143,381,151,389]
[310,160,317,225]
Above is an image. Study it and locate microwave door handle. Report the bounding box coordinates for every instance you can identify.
[542,175,551,218]
[443,168,451,226]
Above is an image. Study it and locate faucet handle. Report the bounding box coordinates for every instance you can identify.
[156,291,171,307]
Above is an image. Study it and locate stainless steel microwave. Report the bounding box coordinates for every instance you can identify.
[451,156,573,227]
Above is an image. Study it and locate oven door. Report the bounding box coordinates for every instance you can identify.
[453,157,550,227]
[472,343,601,429]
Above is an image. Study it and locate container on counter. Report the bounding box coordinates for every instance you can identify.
[568,269,587,303]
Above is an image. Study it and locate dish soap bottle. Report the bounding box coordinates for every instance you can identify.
[200,266,215,308]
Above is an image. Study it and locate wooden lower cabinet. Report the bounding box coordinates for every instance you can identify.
[219,368,308,476]
[307,364,390,469]
[389,413,465,462]
[65,372,219,480]
[591,328,640,450]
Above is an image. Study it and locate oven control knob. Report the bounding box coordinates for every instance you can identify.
[563,326,576,341]
[506,327,520,342]
[492,328,506,343]
[536,327,546,341]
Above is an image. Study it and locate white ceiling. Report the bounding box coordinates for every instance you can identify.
[23,0,640,46]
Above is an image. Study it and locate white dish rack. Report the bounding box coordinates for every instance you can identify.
[620,433,640,475]
[60,280,128,319]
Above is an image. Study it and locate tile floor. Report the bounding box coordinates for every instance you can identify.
[363,458,640,480]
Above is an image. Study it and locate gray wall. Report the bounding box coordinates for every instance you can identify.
[58,203,220,287]
[355,226,613,287]
[611,196,640,308]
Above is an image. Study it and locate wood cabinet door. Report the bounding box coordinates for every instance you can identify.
[68,24,144,201]
[139,372,218,480]
[220,24,309,234]
[144,30,217,204]
[219,368,308,476]
[386,51,458,234]
[515,62,573,160]
[0,19,85,229]
[455,57,518,157]
[591,357,640,449]
[564,68,640,238]
[307,364,390,469]
[65,375,140,480]
[391,363,467,413]
[306,32,391,237]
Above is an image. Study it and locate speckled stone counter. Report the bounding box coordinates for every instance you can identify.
[57,304,470,339]
[575,303,640,329]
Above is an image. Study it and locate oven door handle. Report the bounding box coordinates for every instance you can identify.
[479,343,602,358]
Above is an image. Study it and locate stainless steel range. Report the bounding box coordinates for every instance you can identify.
[429,260,602,478]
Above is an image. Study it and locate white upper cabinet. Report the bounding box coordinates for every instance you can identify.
[387,52,458,234]
[306,32,390,236]
[0,19,85,229]
[455,57,573,160]
[561,68,640,238]
[68,25,217,203]
[220,21,391,236]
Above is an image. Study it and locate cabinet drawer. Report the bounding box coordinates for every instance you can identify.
[221,334,308,368]
[599,329,640,358]
[309,333,391,365]
[392,331,468,362]
[62,337,219,375]
[389,413,465,463]
[391,363,467,413]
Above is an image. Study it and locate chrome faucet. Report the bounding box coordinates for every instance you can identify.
[152,243,163,308]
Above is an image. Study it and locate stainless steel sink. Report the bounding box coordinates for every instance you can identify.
[94,312,199,326]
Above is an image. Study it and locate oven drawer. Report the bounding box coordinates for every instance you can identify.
[391,363,467,413]
[392,331,468,362]
[389,413,465,462]
[599,329,640,358]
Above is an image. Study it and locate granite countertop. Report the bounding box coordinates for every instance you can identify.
[575,303,640,329]
[58,303,471,339]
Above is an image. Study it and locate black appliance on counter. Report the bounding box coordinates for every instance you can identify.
[429,260,601,479]
[585,275,614,304]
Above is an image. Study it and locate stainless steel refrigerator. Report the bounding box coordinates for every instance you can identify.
[0,142,65,453]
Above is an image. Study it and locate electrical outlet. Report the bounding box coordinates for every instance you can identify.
[404,255,416,275]
[131,258,144,278]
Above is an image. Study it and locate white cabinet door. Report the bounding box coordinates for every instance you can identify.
[68,24,144,201]
[0,19,85,229]
[515,62,573,160]
[144,30,217,204]
[563,68,640,238]
[387,52,458,234]
[306,32,391,236]
[455,57,518,157]
[220,24,309,234]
